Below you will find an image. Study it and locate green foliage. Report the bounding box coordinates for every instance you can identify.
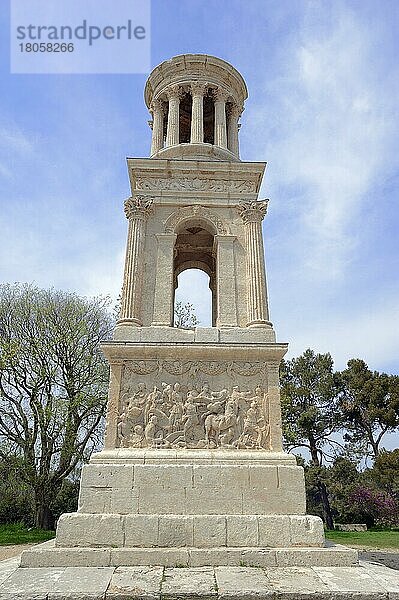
[0,455,33,525]
[339,359,399,458]
[0,283,113,528]
[0,523,55,546]
[280,349,343,463]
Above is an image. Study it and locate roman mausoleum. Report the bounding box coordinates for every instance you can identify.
[22,54,357,568]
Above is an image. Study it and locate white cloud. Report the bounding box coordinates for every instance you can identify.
[244,4,398,281]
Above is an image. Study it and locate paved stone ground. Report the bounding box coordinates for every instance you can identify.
[0,557,398,599]
[360,550,399,571]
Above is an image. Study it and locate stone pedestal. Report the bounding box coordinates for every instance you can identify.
[22,332,356,568]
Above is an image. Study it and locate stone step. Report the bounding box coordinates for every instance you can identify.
[1,561,398,599]
[20,539,357,568]
[55,512,324,549]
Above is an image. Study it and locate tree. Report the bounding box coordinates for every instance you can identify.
[174,301,199,328]
[280,349,343,529]
[339,359,399,459]
[0,284,113,529]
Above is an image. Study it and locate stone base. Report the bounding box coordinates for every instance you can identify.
[21,539,357,568]
[4,558,398,599]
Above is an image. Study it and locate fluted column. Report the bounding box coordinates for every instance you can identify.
[227,103,241,157]
[118,196,154,326]
[238,200,272,328]
[166,85,182,147]
[150,98,165,155]
[213,88,228,149]
[190,82,206,143]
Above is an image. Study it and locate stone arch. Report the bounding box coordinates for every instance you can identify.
[164,205,230,235]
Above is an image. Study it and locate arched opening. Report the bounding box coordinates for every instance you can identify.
[179,92,192,143]
[203,91,215,144]
[173,219,216,327]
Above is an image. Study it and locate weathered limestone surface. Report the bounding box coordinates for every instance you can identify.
[2,557,398,599]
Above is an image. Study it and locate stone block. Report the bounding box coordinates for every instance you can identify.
[134,464,193,489]
[360,561,399,599]
[218,327,276,344]
[188,548,244,567]
[0,567,64,598]
[314,566,387,597]
[162,566,217,598]
[248,466,278,490]
[185,487,242,515]
[47,566,114,599]
[138,487,186,514]
[276,546,358,567]
[78,487,112,513]
[239,548,278,568]
[0,557,20,586]
[20,546,111,568]
[194,328,219,343]
[277,465,305,493]
[111,488,139,514]
[158,515,194,547]
[193,465,249,491]
[81,464,134,489]
[56,514,124,548]
[264,565,329,596]
[215,565,272,597]
[226,516,258,547]
[258,516,291,547]
[289,515,324,547]
[124,514,159,547]
[106,566,163,600]
[110,548,189,567]
[193,515,227,547]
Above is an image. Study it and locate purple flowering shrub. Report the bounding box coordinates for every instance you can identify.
[350,486,399,527]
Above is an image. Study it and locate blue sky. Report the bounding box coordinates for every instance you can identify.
[0,0,398,375]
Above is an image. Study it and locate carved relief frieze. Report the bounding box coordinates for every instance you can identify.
[135,177,257,194]
[116,360,270,451]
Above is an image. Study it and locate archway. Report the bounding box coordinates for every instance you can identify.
[173,219,217,327]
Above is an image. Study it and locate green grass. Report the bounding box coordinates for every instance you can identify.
[326,528,399,549]
[0,523,55,546]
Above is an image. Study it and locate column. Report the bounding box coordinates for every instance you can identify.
[190,82,206,143]
[213,88,228,149]
[151,233,177,326]
[166,85,182,147]
[227,103,241,157]
[118,196,153,326]
[150,98,165,155]
[238,200,272,327]
[214,235,238,327]
[266,361,284,452]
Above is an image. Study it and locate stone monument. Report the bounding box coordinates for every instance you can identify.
[22,54,356,568]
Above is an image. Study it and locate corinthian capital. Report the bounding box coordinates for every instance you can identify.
[238,200,269,223]
[124,196,154,220]
[213,87,229,103]
[150,98,166,115]
[190,82,207,97]
[166,85,184,101]
[227,102,243,119]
